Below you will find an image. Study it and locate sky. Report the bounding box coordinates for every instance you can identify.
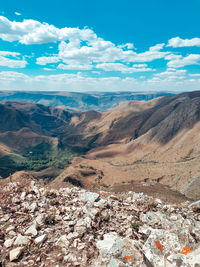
[0,0,200,92]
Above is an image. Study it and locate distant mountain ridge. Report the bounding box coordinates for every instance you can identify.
[0,91,175,111]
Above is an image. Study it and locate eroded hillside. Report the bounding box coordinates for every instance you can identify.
[1,92,200,199]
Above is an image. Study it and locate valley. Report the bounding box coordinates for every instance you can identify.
[0,91,200,200]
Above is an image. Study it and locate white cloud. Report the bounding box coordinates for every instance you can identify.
[128,43,168,62]
[57,39,134,65]
[58,63,93,70]
[154,69,186,81]
[34,37,166,72]
[0,16,169,72]
[0,71,200,92]
[43,68,54,71]
[167,37,200,47]
[166,54,200,68]
[0,16,97,44]
[96,62,154,73]
[189,73,200,77]
[0,50,27,68]
[15,12,21,16]
[0,51,20,57]
[118,43,135,49]
[0,71,29,80]
[36,56,59,65]
[133,64,148,68]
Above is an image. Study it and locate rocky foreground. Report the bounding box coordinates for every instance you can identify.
[0,179,200,267]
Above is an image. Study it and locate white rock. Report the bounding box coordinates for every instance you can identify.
[6,226,15,233]
[170,215,178,221]
[184,247,200,265]
[83,207,99,218]
[56,235,70,248]
[14,234,30,246]
[4,238,14,248]
[20,192,26,201]
[188,199,200,208]
[142,229,181,266]
[96,232,118,252]
[25,224,38,236]
[8,231,16,236]
[66,233,75,240]
[9,247,24,262]
[34,234,47,245]
[1,214,10,222]
[21,202,29,210]
[68,220,75,226]
[29,202,37,213]
[63,215,71,221]
[84,216,92,228]
[79,192,99,204]
[34,213,45,226]
[155,198,162,204]
[94,198,107,208]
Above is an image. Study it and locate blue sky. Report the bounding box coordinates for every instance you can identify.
[0,0,200,91]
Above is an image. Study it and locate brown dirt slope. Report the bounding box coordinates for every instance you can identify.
[53,91,200,200]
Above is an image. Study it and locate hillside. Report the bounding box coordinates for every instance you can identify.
[0,92,200,200]
[52,91,200,200]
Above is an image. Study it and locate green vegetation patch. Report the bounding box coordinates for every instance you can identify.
[0,142,75,178]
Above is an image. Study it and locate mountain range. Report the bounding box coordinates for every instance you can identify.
[0,91,200,200]
[0,91,174,111]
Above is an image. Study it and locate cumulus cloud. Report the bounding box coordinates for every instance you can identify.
[166,54,200,68]
[0,51,20,57]
[0,71,29,80]
[189,73,200,77]
[36,56,60,65]
[96,62,154,73]
[57,39,135,65]
[133,64,148,68]
[167,37,200,47]
[118,43,135,49]
[2,15,200,80]
[0,16,97,44]
[34,37,167,72]
[0,50,27,68]
[0,16,169,72]
[128,43,168,62]
[1,70,200,92]
[154,69,186,81]
[58,63,93,70]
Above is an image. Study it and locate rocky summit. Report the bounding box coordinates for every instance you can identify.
[0,179,200,267]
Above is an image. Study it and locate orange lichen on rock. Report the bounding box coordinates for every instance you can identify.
[154,241,164,252]
[179,247,192,255]
[124,255,131,260]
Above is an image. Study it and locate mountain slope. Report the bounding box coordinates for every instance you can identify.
[53,91,200,199]
[1,92,200,199]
